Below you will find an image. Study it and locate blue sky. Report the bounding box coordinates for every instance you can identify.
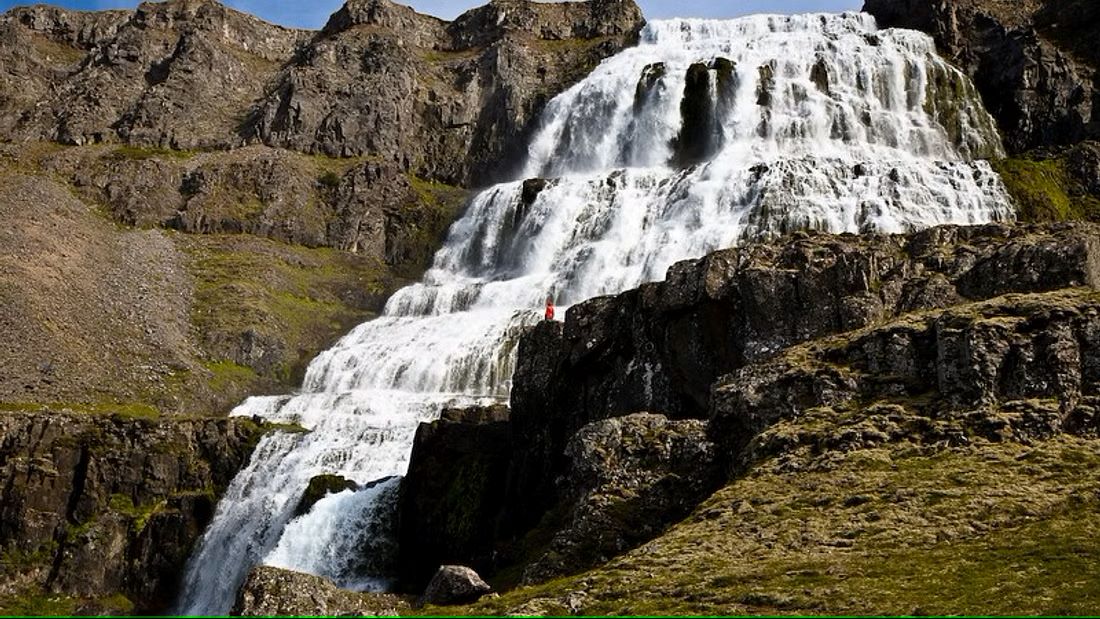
[0,0,862,29]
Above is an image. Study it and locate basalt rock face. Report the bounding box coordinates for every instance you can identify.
[397,405,512,590]
[389,224,1100,595]
[0,0,645,185]
[0,411,263,612]
[0,0,304,150]
[863,0,1100,153]
[505,223,1100,537]
[520,413,720,584]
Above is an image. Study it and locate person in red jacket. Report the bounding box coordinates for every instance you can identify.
[545,295,555,321]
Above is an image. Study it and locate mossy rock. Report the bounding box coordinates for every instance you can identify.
[993,144,1100,223]
[294,474,358,517]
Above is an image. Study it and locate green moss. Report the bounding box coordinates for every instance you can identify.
[0,541,58,571]
[108,494,167,534]
[0,592,78,617]
[993,156,1100,222]
[0,401,159,419]
[203,360,260,394]
[184,236,387,387]
[318,170,342,189]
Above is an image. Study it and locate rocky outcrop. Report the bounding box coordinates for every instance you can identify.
[863,0,1100,153]
[0,0,645,185]
[390,223,1100,590]
[718,288,1100,470]
[33,144,468,267]
[397,405,511,589]
[232,566,408,617]
[505,223,1100,539]
[248,0,644,184]
[521,413,719,584]
[0,410,264,613]
[421,565,492,606]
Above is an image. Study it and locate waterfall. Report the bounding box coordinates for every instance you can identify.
[176,13,1011,615]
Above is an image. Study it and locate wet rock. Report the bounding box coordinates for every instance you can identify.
[233,566,408,617]
[421,565,491,606]
[670,62,718,167]
[521,178,549,207]
[294,475,358,517]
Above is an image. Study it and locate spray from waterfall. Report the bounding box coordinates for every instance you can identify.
[176,13,1011,615]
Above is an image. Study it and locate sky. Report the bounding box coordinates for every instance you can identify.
[0,0,862,30]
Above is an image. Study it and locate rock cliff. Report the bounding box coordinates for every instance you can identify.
[0,0,644,185]
[400,223,1100,593]
[863,0,1099,154]
[413,226,1100,615]
[0,410,264,614]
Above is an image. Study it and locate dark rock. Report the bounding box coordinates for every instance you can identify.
[670,62,718,167]
[522,413,720,583]
[810,57,831,95]
[634,62,667,112]
[294,475,358,517]
[398,404,511,590]
[521,178,549,207]
[0,410,264,613]
[232,565,408,617]
[421,565,491,606]
[756,62,776,107]
[863,0,1100,153]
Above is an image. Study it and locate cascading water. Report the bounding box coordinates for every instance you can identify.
[176,13,1012,614]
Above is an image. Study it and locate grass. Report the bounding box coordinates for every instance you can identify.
[0,591,134,617]
[429,436,1100,616]
[183,235,387,385]
[0,401,160,419]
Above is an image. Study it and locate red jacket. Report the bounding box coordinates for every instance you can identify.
[545,303,555,321]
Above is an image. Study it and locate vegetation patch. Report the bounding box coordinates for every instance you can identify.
[993,154,1100,222]
[108,494,168,534]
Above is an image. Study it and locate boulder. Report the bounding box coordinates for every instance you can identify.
[421,565,491,606]
[294,475,358,517]
[233,566,407,617]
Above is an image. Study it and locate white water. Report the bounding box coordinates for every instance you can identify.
[176,13,1012,615]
